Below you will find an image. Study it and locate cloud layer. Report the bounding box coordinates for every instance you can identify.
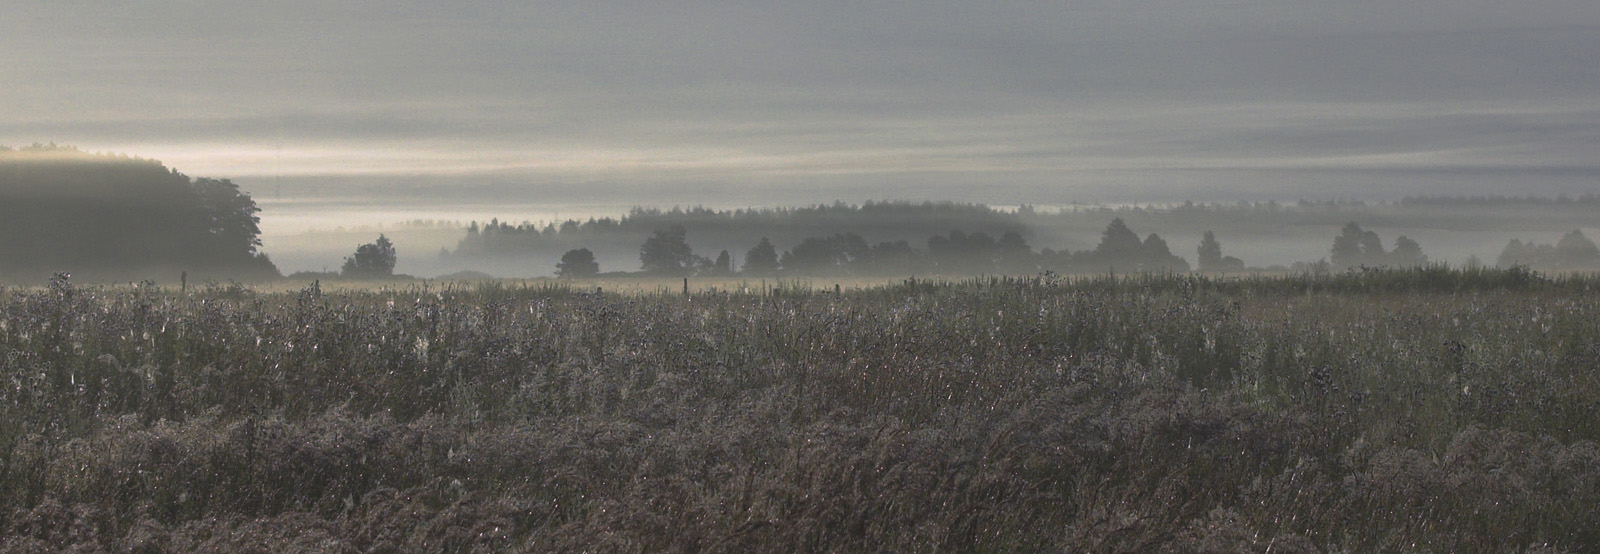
[4,1,1598,203]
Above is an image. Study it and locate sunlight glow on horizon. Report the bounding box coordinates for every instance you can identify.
[87,141,1086,181]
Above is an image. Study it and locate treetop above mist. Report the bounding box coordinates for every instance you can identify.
[0,145,278,283]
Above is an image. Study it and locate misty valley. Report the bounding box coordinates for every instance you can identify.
[4,145,1597,287]
[7,0,1600,549]
[3,145,1599,552]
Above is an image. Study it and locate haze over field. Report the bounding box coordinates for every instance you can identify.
[10,6,1600,550]
[3,2,1598,276]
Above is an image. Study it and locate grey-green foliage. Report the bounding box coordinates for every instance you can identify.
[1,268,1598,551]
[779,233,869,275]
[1332,222,1428,269]
[0,145,279,282]
[340,234,396,279]
[1198,230,1223,270]
[743,237,780,275]
[1500,229,1600,270]
[639,226,695,275]
[556,248,600,278]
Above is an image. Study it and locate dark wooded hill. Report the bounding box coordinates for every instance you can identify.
[0,144,278,283]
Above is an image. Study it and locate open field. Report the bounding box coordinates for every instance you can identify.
[2,268,1598,552]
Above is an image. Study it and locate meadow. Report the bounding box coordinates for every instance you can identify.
[1,267,1597,552]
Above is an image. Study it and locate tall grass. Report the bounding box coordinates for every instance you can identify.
[1,267,1596,551]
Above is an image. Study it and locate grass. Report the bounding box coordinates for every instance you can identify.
[1,267,1597,552]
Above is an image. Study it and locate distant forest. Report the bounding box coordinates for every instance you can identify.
[1399,194,1600,206]
[595,217,1192,278]
[5,144,1597,281]
[440,197,1600,278]
[0,144,278,283]
[437,203,1390,277]
[439,201,1032,277]
[447,201,1027,252]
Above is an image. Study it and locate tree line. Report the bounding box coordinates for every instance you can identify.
[442,201,1027,265]
[0,144,277,283]
[553,218,1226,278]
[1497,230,1600,271]
[10,144,1591,282]
[541,217,1460,278]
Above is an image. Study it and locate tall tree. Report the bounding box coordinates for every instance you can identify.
[1094,218,1144,261]
[342,235,397,279]
[1358,230,1385,260]
[1390,236,1427,267]
[191,177,263,256]
[556,248,600,278]
[1497,239,1542,268]
[1140,233,1190,272]
[1331,222,1387,269]
[1197,231,1223,272]
[1555,229,1600,268]
[639,226,695,275]
[744,237,780,275]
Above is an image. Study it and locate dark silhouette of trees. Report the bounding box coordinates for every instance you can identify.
[762,221,1196,277]
[1498,240,1545,269]
[928,230,998,273]
[780,233,870,275]
[1331,222,1427,269]
[1331,223,1381,269]
[556,248,600,278]
[1197,231,1245,272]
[342,235,397,279]
[192,177,263,256]
[1331,222,1382,269]
[0,145,278,282]
[995,231,1036,274]
[744,238,780,275]
[1140,233,1191,272]
[709,250,733,276]
[860,240,922,275]
[1065,218,1189,272]
[1358,231,1386,261]
[1094,218,1144,264]
[1498,230,1600,270]
[443,201,1027,277]
[1391,236,1427,267]
[640,226,695,275]
[1030,219,1195,274]
[1221,256,1246,272]
[1556,230,1600,266]
[1198,231,1223,271]
[1400,194,1600,207]
[926,233,955,270]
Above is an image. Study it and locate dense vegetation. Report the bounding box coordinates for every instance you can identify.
[440,198,1594,278]
[2,267,1597,552]
[1498,230,1600,271]
[590,216,1320,279]
[441,202,1031,278]
[0,145,278,283]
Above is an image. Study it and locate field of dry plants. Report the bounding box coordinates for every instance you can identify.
[2,267,1598,552]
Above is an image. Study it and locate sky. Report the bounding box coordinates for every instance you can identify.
[4,1,1599,209]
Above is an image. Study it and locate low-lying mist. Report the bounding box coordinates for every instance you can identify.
[260,197,1599,280]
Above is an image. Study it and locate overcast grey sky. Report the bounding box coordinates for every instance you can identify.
[4,1,1598,204]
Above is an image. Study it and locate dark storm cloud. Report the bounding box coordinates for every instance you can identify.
[3,1,1598,200]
